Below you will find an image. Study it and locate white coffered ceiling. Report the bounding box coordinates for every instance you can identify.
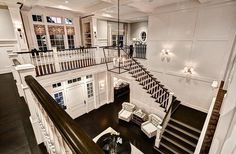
[0,0,231,22]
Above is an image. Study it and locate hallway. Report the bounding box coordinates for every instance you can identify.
[0,73,46,154]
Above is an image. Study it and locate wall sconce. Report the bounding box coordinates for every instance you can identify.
[184,66,194,74]
[184,66,194,79]
[17,28,23,39]
[211,81,218,89]
[161,49,171,62]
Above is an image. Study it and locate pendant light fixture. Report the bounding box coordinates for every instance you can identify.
[103,0,130,74]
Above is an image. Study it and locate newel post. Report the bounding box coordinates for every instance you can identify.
[15,64,43,144]
[96,46,102,64]
[167,92,174,111]
[52,47,61,72]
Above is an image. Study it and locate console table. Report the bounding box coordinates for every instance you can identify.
[132,109,147,126]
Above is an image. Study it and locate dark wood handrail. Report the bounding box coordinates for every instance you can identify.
[160,96,175,126]
[121,46,169,93]
[200,81,226,153]
[58,47,97,51]
[16,50,53,54]
[25,75,103,154]
[16,47,97,54]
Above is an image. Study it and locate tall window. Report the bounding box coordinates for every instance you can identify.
[87,82,94,98]
[54,92,65,109]
[34,25,47,51]
[36,35,47,51]
[48,25,65,50]
[50,35,65,50]
[67,35,75,49]
[66,27,75,49]
[112,35,124,47]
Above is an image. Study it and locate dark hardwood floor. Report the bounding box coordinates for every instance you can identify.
[0,73,46,154]
[75,102,159,154]
[75,102,207,154]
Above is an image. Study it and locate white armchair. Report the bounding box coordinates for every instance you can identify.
[141,114,162,138]
[118,102,135,122]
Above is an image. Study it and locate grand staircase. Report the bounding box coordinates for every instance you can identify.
[109,47,206,154]
[123,58,174,112]
[122,56,206,154]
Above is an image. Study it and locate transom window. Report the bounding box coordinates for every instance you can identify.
[86,75,93,79]
[67,77,81,84]
[47,16,62,24]
[32,15,43,22]
[87,82,94,98]
[52,82,61,88]
[65,18,73,25]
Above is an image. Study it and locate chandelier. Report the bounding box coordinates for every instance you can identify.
[103,0,131,74]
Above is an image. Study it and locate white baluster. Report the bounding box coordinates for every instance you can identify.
[46,52,52,74]
[42,52,48,74]
[39,53,45,75]
[34,54,41,76]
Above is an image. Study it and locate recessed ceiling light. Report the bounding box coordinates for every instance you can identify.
[65,0,69,4]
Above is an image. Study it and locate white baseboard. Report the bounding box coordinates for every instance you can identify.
[181,102,208,113]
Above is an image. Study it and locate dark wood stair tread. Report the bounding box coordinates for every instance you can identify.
[168,120,200,139]
[160,138,188,154]
[165,126,198,145]
[163,131,195,153]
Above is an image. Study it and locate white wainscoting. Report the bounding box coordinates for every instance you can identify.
[147,1,236,112]
[0,40,17,74]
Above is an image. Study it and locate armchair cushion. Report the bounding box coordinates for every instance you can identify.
[141,114,162,138]
[120,110,132,119]
[118,102,135,122]
[142,123,157,133]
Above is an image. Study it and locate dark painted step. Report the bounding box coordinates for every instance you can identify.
[168,120,200,139]
[171,105,206,131]
[162,131,195,153]
[154,145,175,154]
[165,126,198,146]
[160,138,188,154]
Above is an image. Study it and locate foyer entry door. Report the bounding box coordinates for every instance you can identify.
[65,84,86,119]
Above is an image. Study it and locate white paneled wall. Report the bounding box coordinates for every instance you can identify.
[147,1,236,112]
[0,7,17,74]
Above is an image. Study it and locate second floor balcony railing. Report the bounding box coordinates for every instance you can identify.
[16,47,115,76]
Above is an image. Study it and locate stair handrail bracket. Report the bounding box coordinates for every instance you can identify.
[25,75,103,154]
